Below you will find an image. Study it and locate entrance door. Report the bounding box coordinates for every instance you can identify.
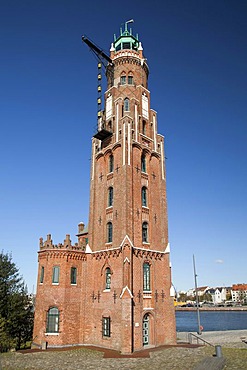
[142,314,149,345]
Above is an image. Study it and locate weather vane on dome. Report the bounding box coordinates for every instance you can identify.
[125,19,134,24]
[124,19,134,32]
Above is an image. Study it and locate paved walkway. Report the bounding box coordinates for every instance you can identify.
[177,329,247,348]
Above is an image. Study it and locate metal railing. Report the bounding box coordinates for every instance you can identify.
[188,332,214,347]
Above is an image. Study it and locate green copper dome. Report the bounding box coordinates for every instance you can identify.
[113,20,139,51]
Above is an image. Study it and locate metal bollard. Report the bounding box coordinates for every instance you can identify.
[41,341,48,350]
[215,345,222,358]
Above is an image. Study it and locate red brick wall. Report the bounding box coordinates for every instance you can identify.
[33,250,86,347]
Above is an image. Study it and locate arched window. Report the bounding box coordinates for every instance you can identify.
[46,307,59,333]
[108,187,113,207]
[124,98,130,112]
[142,222,148,243]
[143,263,150,291]
[141,155,146,173]
[105,267,111,290]
[107,222,113,243]
[109,154,114,173]
[142,187,147,207]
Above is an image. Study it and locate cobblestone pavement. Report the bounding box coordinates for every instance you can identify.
[1,331,247,370]
[1,346,212,370]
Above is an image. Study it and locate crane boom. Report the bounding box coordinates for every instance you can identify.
[81,36,113,66]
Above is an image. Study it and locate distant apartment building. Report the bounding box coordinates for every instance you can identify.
[232,284,247,303]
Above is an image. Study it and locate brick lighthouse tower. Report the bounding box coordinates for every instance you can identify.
[33,22,176,354]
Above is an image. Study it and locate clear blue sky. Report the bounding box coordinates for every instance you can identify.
[1,1,246,293]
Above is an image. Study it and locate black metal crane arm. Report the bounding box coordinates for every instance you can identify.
[81,35,113,66]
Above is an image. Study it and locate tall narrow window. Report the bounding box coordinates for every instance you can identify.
[107,222,113,243]
[141,155,146,173]
[52,266,60,284]
[120,75,126,85]
[143,263,150,291]
[40,266,44,284]
[142,187,147,207]
[102,317,111,337]
[109,154,114,173]
[105,94,112,120]
[71,267,77,285]
[142,93,149,119]
[142,222,148,243]
[124,98,130,112]
[46,307,59,333]
[142,120,147,135]
[108,187,113,207]
[128,75,133,84]
[105,267,111,290]
[108,120,112,131]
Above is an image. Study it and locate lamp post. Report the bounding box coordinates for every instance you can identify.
[193,254,202,335]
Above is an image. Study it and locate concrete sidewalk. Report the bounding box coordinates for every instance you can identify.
[177,329,247,348]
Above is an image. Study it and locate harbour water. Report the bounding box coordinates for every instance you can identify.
[176,310,247,332]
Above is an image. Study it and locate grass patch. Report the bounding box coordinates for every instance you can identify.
[222,347,247,369]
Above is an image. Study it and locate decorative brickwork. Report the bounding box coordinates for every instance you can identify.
[33,24,176,354]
